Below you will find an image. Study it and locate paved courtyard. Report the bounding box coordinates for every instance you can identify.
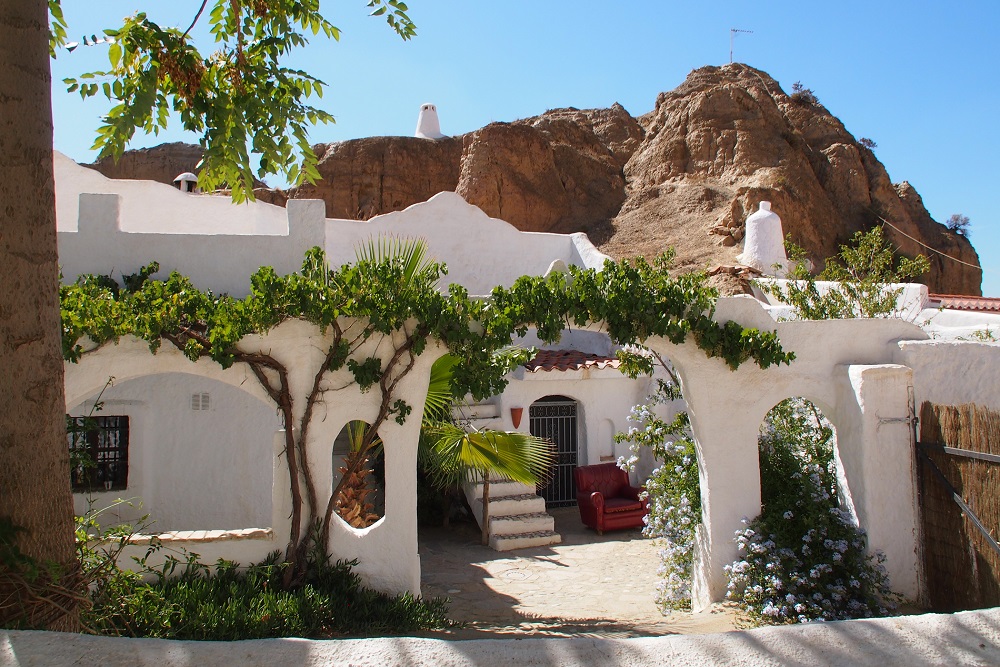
[418,507,737,639]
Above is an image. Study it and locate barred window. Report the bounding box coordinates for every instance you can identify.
[68,416,129,492]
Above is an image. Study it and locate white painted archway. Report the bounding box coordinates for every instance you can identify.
[64,319,445,596]
[644,296,926,608]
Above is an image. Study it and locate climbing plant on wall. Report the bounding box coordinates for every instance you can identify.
[615,366,700,613]
[60,246,793,586]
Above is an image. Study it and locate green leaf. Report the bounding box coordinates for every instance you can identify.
[108,41,122,66]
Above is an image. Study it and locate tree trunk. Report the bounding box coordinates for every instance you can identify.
[0,0,80,630]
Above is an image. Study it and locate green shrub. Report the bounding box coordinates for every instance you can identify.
[79,517,453,639]
[725,399,898,624]
[763,227,930,320]
[969,327,997,342]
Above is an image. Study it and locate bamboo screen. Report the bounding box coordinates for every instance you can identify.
[918,402,1000,611]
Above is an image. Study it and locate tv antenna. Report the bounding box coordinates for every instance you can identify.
[730,28,753,64]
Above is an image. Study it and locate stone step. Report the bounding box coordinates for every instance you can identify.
[482,493,547,517]
[468,480,535,500]
[488,512,555,536]
[489,530,562,552]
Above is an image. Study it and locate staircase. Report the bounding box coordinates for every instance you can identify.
[464,479,562,551]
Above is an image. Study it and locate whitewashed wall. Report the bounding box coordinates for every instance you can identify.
[55,152,607,297]
[69,374,279,531]
[57,150,1000,608]
[647,297,930,609]
[897,339,1000,411]
[495,367,657,485]
[66,320,443,596]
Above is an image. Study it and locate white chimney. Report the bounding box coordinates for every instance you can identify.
[737,201,790,277]
[415,103,445,139]
[173,172,199,193]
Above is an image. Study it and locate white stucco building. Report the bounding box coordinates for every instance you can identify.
[55,152,1000,609]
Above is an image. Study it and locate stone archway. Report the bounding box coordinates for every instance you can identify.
[641,297,927,608]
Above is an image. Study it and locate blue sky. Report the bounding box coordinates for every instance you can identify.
[50,1,1000,295]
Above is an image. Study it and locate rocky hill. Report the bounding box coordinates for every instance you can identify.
[85,64,981,295]
[87,142,204,183]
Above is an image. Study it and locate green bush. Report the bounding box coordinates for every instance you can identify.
[725,399,898,624]
[80,519,453,639]
[763,227,930,320]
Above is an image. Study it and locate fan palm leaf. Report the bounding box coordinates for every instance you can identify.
[422,421,553,487]
[422,420,554,545]
[355,235,437,291]
[422,353,458,424]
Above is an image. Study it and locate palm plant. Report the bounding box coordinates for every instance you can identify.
[419,353,553,545]
[334,239,554,544]
[334,420,381,529]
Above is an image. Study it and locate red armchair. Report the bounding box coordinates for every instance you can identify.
[574,463,649,535]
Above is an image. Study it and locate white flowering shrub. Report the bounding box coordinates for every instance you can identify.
[615,379,700,612]
[725,398,898,624]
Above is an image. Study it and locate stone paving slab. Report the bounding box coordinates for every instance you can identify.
[418,506,736,638]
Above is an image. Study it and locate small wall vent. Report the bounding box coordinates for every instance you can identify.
[191,392,211,411]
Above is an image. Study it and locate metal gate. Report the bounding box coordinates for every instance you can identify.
[530,396,578,507]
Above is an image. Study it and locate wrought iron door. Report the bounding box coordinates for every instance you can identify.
[530,397,578,507]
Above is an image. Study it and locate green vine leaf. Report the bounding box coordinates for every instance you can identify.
[347,357,382,393]
[61,248,793,404]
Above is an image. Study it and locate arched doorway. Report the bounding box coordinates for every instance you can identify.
[529,395,579,507]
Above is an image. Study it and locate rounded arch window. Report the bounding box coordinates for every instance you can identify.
[331,420,384,528]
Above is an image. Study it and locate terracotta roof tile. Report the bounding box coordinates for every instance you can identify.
[522,349,621,373]
[928,294,1000,313]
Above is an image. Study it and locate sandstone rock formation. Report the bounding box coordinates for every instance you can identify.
[606,65,980,295]
[86,142,203,185]
[85,64,981,295]
[289,136,463,219]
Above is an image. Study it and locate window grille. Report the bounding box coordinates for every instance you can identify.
[68,416,129,492]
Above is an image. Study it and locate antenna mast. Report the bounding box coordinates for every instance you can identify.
[730,28,753,64]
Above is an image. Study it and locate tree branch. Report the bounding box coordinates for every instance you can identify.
[181,0,210,40]
[297,331,346,526]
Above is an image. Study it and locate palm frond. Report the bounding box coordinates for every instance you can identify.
[344,419,382,456]
[423,354,460,423]
[355,236,435,288]
[422,421,554,488]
